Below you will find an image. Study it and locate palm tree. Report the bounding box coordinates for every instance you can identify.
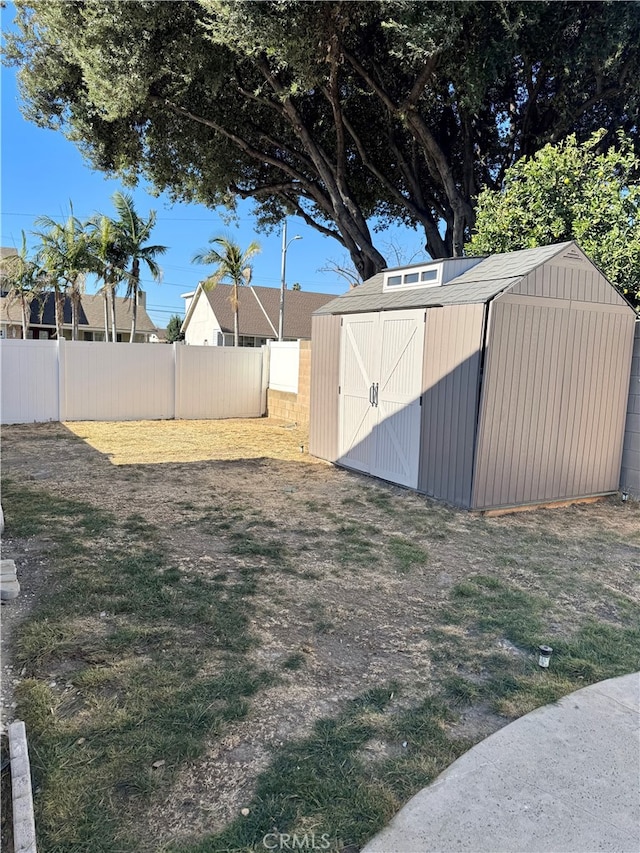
[192,236,261,347]
[86,213,128,342]
[34,205,91,341]
[112,192,166,342]
[0,232,43,338]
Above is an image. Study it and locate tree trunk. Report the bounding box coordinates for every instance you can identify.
[54,290,64,340]
[103,288,109,341]
[71,290,80,341]
[129,290,138,343]
[129,260,139,343]
[110,285,117,342]
[232,281,239,346]
[20,294,29,339]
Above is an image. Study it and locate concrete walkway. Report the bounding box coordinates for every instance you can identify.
[363,672,640,853]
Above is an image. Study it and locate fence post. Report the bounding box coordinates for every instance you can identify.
[261,344,270,416]
[172,341,178,420]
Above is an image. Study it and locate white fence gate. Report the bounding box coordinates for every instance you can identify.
[0,340,266,425]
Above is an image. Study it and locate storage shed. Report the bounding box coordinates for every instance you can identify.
[310,241,636,511]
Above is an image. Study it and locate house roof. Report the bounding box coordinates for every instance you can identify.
[191,283,335,338]
[0,291,157,334]
[314,242,575,315]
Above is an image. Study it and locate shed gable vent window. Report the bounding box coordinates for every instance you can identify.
[384,263,442,291]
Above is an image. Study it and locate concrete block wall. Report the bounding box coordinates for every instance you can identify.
[620,322,640,497]
[267,341,311,424]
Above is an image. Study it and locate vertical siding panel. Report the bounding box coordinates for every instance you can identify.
[418,304,483,506]
[595,314,614,488]
[549,308,570,498]
[513,305,534,503]
[503,304,525,503]
[583,311,603,493]
[309,314,341,462]
[559,310,579,497]
[600,314,624,487]
[474,297,581,509]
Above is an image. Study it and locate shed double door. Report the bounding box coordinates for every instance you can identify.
[338,310,425,488]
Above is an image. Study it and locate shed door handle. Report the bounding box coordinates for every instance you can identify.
[369,384,374,406]
[373,382,379,407]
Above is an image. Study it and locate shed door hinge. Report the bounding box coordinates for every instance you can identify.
[419,395,423,407]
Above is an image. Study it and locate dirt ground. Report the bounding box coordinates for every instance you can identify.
[1,418,639,849]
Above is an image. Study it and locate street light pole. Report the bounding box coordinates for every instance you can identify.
[278,219,302,341]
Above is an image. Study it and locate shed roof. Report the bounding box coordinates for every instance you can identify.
[194,283,335,338]
[315,241,575,315]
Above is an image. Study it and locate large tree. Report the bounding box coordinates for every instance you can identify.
[5,1,639,278]
[466,130,640,311]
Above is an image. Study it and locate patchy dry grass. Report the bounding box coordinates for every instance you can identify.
[1,419,639,853]
[64,418,310,465]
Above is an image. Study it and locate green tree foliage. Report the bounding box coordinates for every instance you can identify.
[466,131,640,311]
[193,236,261,347]
[165,314,184,343]
[5,1,639,279]
[85,212,129,342]
[0,232,44,339]
[34,205,92,340]
[111,192,166,342]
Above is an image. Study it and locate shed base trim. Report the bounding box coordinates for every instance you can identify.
[475,493,614,517]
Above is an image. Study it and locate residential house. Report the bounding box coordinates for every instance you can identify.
[181,282,336,346]
[0,290,158,342]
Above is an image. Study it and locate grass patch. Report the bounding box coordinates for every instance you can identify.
[437,574,639,720]
[282,652,306,671]
[181,686,467,853]
[387,537,428,572]
[1,477,277,852]
[230,531,288,562]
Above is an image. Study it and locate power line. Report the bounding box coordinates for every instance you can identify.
[2,210,273,224]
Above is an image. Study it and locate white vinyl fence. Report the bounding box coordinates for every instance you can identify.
[267,340,300,393]
[1,340,266,424]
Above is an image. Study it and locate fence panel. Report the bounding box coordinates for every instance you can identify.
[268,341,300,393]
[61,341,175,421]
[0,339,59,424]
[175,345,265,419]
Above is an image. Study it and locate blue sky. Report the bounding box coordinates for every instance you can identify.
[1,4,425,330]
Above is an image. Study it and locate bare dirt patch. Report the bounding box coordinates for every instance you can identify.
[2,419,638,852]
